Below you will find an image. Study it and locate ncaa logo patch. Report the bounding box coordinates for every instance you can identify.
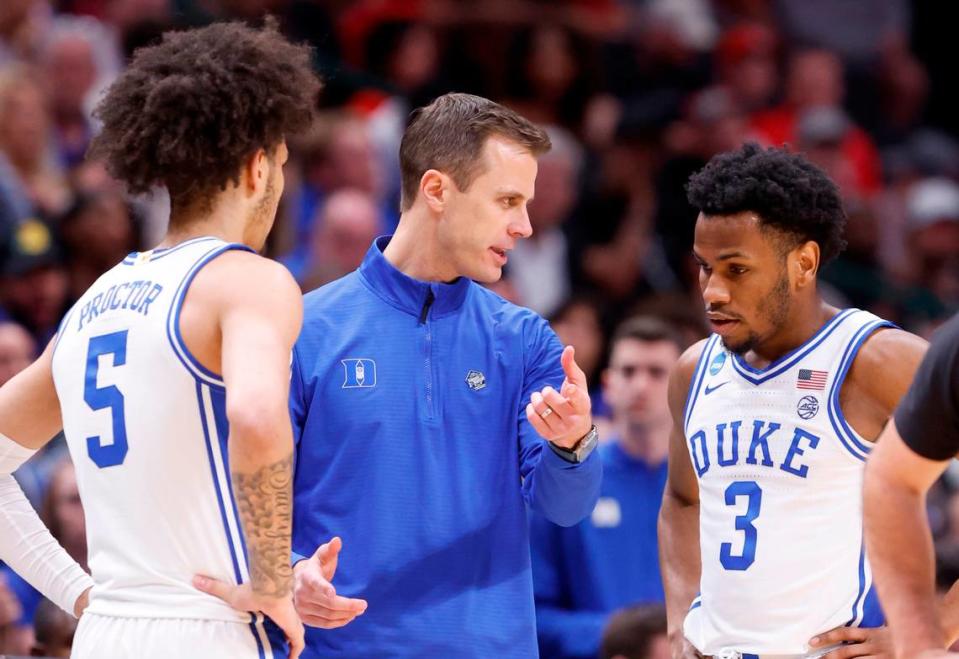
[797,395,819,420]
[465,370,486,391]
[709,352,727,376]
[342,358,376,388]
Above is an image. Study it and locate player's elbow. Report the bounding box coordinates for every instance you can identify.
[226,398,291,449]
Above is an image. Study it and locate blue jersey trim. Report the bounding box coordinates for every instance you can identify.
[51,303,79,359]
[846,538,869,627]
[250,620,266,659]
[202,382,273,656]
[684,335,719,434]
[196,382,243,584]
[166,242,255,389]
[262,617,285,656]
[826,319,896,461]
[210,386,251,570]
[149,236,220,261]
[861,579,884,627]
[730,309,858,384]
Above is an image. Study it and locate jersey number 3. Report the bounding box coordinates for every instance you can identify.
[720,480,762,571]
[84,330,129,468]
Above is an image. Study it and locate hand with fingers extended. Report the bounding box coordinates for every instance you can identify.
[809,625,893,658]
[526,345,593,449]
[293,536,368,629]
[193,575,305,659]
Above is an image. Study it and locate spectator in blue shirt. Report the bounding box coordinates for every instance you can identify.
[531,316,688,659]
[288,93,603,658]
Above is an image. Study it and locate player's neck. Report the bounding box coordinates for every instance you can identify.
[385,211,459,282]
[747,299,838,367]
[616,418,669,465]
[159,202,247,249]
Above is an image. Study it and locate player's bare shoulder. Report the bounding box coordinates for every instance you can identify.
[194,251,302,317]
[843,326,928,440]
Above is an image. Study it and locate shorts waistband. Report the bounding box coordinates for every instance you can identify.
[712,646,840,659]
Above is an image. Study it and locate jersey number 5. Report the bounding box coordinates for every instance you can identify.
[720,480,762,571]
[84,331,129,468]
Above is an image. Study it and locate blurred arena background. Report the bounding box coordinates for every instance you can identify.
[2,0,958,657]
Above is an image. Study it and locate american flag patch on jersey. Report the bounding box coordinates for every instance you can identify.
[797,369,828,390]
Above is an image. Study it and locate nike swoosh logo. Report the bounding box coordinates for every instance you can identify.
[704,381,730,395]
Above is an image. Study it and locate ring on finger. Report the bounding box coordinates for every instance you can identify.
[540,407,553,420]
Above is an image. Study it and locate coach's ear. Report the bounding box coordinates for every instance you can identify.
[792,240,820,289]
[419,169,450,213]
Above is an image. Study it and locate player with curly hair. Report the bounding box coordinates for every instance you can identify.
[658,143,928,658]
[0,19,319,658]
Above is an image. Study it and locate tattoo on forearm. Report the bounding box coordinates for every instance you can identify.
[232,452,295,597]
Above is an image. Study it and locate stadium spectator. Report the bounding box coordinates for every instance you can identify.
[300,187,380,292]
[58,190,138,302]
[549,296,607,396]
[600,604,669,659]
[0,217,69,345]
[30,597,77,657]
[41,18,108,168]
[510,125,581,316]
[0,65,70,216]
[530,316,682,659]
[0,320,34,385]
[751,48,882,198]
[0,571,30,655]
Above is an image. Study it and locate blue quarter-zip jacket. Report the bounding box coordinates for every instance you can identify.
[289,237,603,658]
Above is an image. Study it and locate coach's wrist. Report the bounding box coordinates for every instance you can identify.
[550,417,594,450]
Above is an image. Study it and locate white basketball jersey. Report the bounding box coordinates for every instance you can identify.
[682,309,893,655]
[51,237,273,645]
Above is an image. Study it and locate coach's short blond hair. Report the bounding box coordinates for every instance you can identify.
[399,92,551,210]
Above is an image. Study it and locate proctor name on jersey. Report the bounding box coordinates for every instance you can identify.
[688,419,821,480]
[77,280,164,332]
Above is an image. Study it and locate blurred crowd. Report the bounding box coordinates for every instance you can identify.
[2,0,959,657]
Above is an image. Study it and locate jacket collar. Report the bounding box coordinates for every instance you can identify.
[358,236,472,319]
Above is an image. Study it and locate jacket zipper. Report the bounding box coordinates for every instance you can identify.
[420,289,435,419]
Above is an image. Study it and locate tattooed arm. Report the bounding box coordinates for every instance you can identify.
[231,453,295,597]
[188,253,304,657]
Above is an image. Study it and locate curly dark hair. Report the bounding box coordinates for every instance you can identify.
[686,142,847,263]
[89,19,320,214]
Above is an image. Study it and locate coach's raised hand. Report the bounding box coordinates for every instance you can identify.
[293,537,368,629]
[526,346,593,448]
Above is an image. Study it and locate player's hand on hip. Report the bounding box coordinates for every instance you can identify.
[192,575,305,659]
[668,631,703,659]
[293,536,367,629]
[526,345,593,449]
[810,624,893,658]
